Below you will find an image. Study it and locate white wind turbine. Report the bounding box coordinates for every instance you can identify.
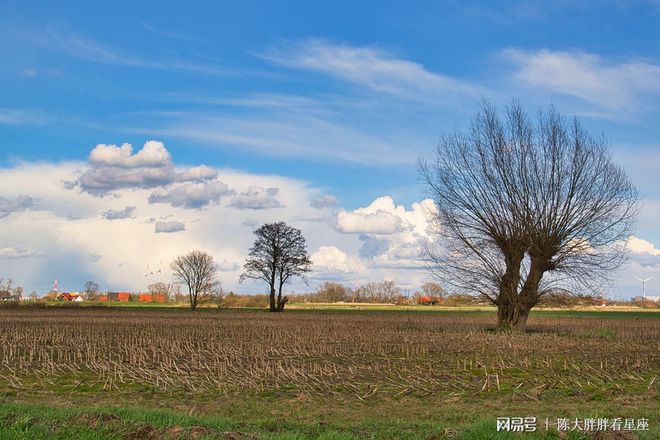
[635,276,653,298]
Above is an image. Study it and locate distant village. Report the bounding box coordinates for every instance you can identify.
[0,277,658,307]
[0,278,170,304]
[45,291,167,303]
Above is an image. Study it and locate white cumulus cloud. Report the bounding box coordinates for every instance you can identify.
[311,245,364,275]
[0,158,439,295]
[101,206,136,220]
[336,196,422,235]
[89,140,171,168]
[149,180,234,209]
[310,195,338,209]
[229,186,282,210]
[0,195,40,218]
[77,140,217,194]
[337,197,436,272]
[627,236,660,256]
[0,246,40,259]
[155,220,186,233]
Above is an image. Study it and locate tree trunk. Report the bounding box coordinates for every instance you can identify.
[496,302,530,331]
[495,247,526,331]
[275,281,286,312]
[269,284,276,312]
[268,264,278,312]
[498,256,545,331]
[189,289,196,310]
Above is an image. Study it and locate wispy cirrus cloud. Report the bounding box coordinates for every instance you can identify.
[0,108,47,126]
[139,21,205,43]
[163,92,326,110]
[118,39,478,166]
[503,48,660,113]
[32,27,233,76]
[130,111,422,166]
[261,39,483,102]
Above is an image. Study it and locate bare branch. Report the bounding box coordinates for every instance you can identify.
[171,250,220,310]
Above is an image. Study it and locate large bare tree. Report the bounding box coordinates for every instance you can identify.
[419,102,638,331]
[171,250,220,310]
[240,222,311,312]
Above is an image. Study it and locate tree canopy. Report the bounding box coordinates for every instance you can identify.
[240,222,312,312]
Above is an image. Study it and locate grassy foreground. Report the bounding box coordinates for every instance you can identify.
[2,400,654,440]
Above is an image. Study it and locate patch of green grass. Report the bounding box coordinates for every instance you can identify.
[581,327,618,339]
[0,403,619,439]
[8,403,655,439]
[0,403,441,439]
[3,393,658,439]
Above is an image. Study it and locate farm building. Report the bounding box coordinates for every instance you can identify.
[57,292,82,301]
[138,293,166,303]
[417,295,444,305]
[106,292,130,302]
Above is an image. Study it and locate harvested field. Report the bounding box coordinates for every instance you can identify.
[0,308,657,401]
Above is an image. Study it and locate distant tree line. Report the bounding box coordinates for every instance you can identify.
[290,281,405,304]
[286,281,485,306]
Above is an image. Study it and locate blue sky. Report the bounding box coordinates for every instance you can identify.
[1,0,660,297]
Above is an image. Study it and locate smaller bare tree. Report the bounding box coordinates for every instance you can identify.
[353,281,401,303]
[147,282,175,302]
[421,282,445,298]
[315,282,349,303]
[0,278,13,291]
[171,250,220,310]
[208,286,226,307]
[84,280,100,300]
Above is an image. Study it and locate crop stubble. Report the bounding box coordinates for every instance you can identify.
[0,308,657,401]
